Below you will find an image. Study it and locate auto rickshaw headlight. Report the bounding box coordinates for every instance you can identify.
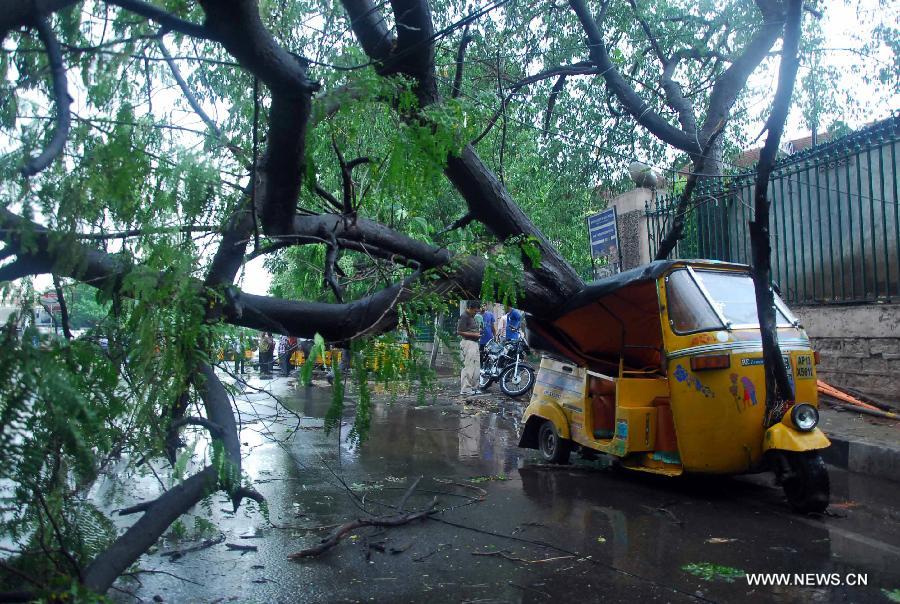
[790,404,819,432]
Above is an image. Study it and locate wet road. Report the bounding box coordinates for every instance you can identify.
[110,377,900,603]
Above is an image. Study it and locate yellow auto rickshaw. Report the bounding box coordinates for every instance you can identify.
[519,259,830,513]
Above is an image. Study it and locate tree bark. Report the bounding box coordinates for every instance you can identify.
[749,0,803,427]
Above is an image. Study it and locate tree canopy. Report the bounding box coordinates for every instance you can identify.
[0,0,894,598]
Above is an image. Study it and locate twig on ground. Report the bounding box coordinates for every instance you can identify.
[472,550,574,564]
[397,476,422,511]
[159,533,226,560]
[288,497,438,560]
[124,569,204,586]
[225,543,258,554]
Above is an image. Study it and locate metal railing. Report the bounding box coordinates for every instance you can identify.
[647,114,899,304]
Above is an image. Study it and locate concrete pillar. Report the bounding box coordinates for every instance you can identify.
[608,187,654,270]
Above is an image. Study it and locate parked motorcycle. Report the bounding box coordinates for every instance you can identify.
[478,337,535,397]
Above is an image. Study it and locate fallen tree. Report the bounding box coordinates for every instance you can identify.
[0,0,830,598]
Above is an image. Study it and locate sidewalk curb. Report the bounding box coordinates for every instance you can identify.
[821,435,900,483]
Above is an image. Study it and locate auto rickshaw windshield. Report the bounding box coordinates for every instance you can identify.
[667,269,794,333]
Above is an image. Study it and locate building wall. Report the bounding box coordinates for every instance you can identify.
[793,303,900,400]
[415,340,459,371]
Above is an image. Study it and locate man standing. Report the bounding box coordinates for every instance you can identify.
[259,332,274,378]
[278,335,290,376]
[233,332,245,375]
[457,301,481,395]
[479,304,495,358]
[287,336,298,374]
[496,307,508,341]
[505,306,523,341]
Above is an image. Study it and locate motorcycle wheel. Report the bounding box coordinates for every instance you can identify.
[500,364,535,397]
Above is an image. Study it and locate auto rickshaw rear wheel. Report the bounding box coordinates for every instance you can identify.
[538,421,570,464]
[779,451,830,514]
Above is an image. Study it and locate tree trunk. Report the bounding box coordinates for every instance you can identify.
[749,0,803,427]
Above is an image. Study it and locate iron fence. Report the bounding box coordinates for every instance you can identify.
[647,114,899,304]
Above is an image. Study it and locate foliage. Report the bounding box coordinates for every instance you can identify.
[682,562,747,583]
[64,282,112,329]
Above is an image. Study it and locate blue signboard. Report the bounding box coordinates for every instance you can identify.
[587,208,619,259]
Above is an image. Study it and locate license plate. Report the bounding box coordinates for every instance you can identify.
[795,354,814,379]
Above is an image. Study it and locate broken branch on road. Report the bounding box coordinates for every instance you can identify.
[288,480,439,560]
[159,533,226,560]
[472,550,575,564]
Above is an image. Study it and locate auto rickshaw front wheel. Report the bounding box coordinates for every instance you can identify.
[777,451,830,514]
[538,421,571,464]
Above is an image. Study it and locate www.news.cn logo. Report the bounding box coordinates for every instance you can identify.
[746,573,868,587]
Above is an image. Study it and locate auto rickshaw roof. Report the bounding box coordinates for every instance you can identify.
[526,259,749,373]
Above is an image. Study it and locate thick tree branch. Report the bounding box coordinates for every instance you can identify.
[659,57,697,135]
[0,0,77,41]
[205,197,254,288]
[698,0,785,143]
[451,24,471,98]
[752,0,803,426]
[543,74,567,137]
[342,0,394,62]
[314,185,344,213]
[386,0,440,103]
[84,466,218,592]
[52,274,72,340]
[324,240,344,303]
[85,362,249,592]
[568,0,701,154]
[0,258,47,282]
[106,0,210,40]
[21,15,71,177]
[197,0,318,237]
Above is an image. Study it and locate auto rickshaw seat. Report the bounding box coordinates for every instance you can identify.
[588,376,616,438]
[588,376,615,395]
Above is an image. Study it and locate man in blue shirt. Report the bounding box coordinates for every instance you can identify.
[505,306,523,341]
[479,304,495,357]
